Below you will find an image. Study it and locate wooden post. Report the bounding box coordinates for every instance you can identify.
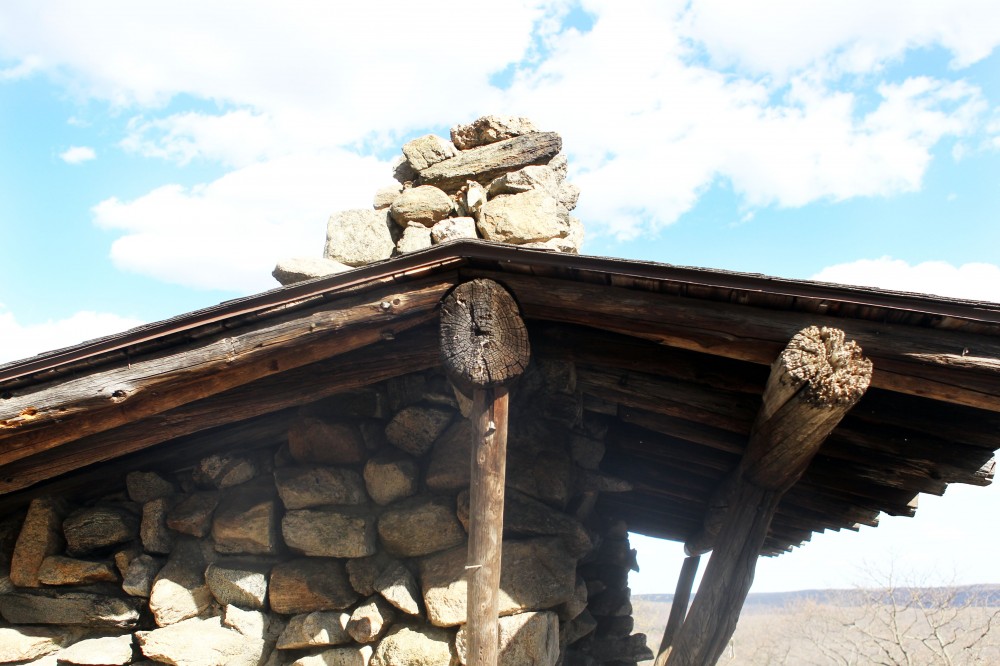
[655,554,701,665]
[668,327,872,666]
[440,279,529,666]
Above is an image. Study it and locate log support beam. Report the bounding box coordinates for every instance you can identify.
[655,554,701,665]
[667,327,872,666]
[440,279,529,666]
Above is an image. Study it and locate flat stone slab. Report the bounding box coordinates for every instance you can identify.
[418,132,561,193]
[269,558,358,615]
[275,466,367,510]
[282,507,376,558]
[0,592,141,629]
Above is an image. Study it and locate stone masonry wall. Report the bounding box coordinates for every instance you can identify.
[0,363,653,665]
[272,115,584,286]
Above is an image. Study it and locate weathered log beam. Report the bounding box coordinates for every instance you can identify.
[0,276,456,465]
[0,327,442,495]
[466,271,1000,412]
[667,327,871,666]
[440,279,529,666]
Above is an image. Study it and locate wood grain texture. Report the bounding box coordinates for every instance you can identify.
[0,276,455,465]
[440,279,530,394]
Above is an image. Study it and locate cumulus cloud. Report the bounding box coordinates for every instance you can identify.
[91,151,389,292]
[0,308,144,365]
[811,257,1000,302]
[1,1,997,284]
[59,146,96,164]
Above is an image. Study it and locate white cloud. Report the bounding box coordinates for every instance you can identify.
[1,1,996,277]
[0,308,144,365]
[811,257,1000,302]
[91,151,389,292]
[0,54,42,80]
[681,0,1000,79]
[59,145,96,164]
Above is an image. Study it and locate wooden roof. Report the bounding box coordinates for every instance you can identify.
[2,240,998,554]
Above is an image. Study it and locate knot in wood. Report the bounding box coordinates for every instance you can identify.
[781,326,872,407]
[440,279,530,392]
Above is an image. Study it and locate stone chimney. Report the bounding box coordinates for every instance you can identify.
[273,115,582,286]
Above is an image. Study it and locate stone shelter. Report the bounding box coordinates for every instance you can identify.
[1,117,999,666]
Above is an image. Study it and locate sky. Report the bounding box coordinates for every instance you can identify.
[1,1,999,594]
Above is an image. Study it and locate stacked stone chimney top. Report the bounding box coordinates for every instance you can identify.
[273,115,582,286]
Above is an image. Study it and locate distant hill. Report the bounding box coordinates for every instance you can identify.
[635,584,1000,612]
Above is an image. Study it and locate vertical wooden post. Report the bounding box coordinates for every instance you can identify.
[655,554,701,665]
[441,279,529,666]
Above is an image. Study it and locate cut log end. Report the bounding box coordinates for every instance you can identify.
[440,280,530,392]
[781,326,873,408]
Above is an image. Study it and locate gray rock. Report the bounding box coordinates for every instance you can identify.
[370,625,457,666]
[384,406,453,457]
[560,576,589,622]
[487,164,559,197]
[451,115,539,150]
[166,492,219,538]
[36,555,118,585]
[193,454,258,489]
[477,189,572,244]
[142,497,178,555]
[10,497,69,588]
[402,135,458,172]
[570,434,605,470]
[455,181,486,220]
[420,131,561,193]
[282,507,376,558]
[377,496,465,558]
[0,626,72,663]
[363,452,419,506]
[396,225,433,253]
[425,421,473,492]
[57,634,134,665]
[419,538,578,627]
[276,610,352,649]
[456,611,559,665]
[324,209,397,267]
[562,608,597,645]
[212,492,279,555]
[273,256,350,286]
[122,553,163,597]
[275,466,367,510]
[269,558,357,614]
[431,217,478,244]
[63,506,139,557]
[290,647,373,666]
[347,595,395,643]
[524,215,584,254]
[373,183,403,210]
[288,417,367,465]
[0,592,141,629]
[456,489,591,557]
[112,543,143,577]
[374,560,422,616]
[392,155,418,184]
[126,471,176,503]
[222,603,268,638]
[137,615,266,666]
[345,552,392,597]
[205,562,269,610]
[389,185,452,228]
[149,540,212,627]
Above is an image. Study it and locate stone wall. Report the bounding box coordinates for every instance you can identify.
[273,115,584,286]
[0,363,653,665]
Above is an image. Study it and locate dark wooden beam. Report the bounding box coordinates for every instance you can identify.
[0,327,442,495]
[668,327,872,666]
[467,271,1000,412]
[657,555,701,663]
[0,275,456,464]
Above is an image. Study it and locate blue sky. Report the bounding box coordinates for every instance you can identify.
[1,1,999,593]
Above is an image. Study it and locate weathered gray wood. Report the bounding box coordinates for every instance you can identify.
[418,132,562,192]
[440,279,528,666]
[668,328,871,665]
[657,555,701,662]
[0,327,441,494]
[440,279,530,395]
[466,386,509,666]
[464,270,1000,412]
[0,277,455,465]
